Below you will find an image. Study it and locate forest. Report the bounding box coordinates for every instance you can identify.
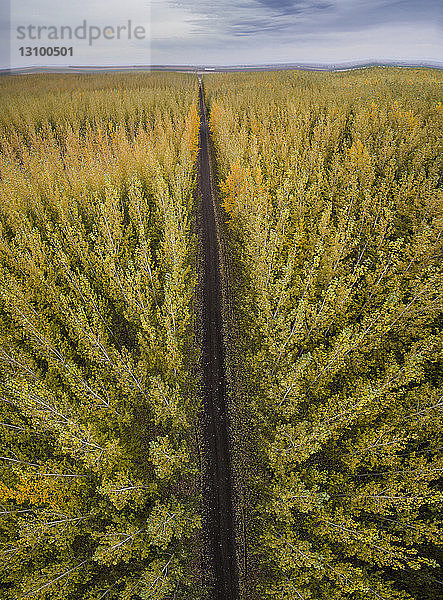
[0,68,441,599]
[0,73,203,599]
[206,68,442,599]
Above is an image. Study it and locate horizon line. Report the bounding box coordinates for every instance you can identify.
[1,59,442,75]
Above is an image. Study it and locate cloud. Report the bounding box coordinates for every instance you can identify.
[151,21,442,65]
[164,0,442,40]
[9,0,153,66]
[3,0,442,67]
[253,0,332,16]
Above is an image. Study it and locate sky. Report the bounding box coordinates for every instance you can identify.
[2,0,442,68]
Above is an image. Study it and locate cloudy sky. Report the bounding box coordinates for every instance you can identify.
[3,0,442,67]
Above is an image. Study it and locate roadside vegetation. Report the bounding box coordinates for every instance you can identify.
[0,73,203,599]
[205,68,442,600]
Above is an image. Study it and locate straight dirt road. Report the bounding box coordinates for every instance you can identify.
[198,77,239,600]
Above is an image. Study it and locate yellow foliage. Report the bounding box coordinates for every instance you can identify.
[392,101,419,129]
[185,103,200,161]
[220,160,249,220]
[0,481,14,501]
[209,101,222,134]
[349,139,368,162]
[0,475,74,510]
[403,109,419,128]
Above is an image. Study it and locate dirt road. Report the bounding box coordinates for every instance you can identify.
[197,77,239,600]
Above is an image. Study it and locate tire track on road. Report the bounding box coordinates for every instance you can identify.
[197,76,239,600]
